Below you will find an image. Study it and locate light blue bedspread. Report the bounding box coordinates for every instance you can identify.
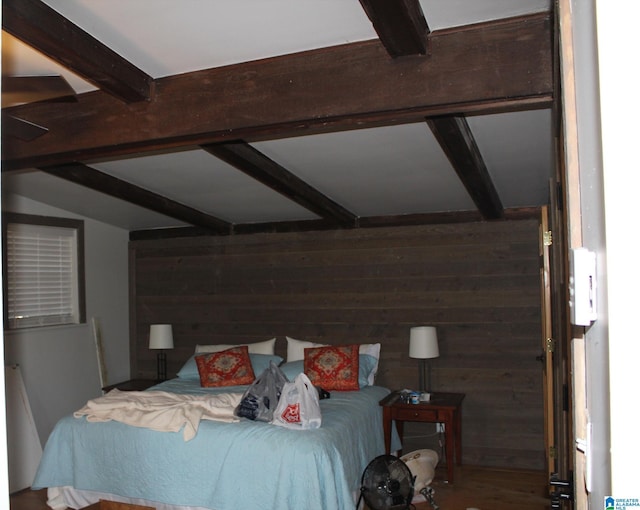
[33,380,400,510]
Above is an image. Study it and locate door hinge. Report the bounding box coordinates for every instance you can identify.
[546,338,555,353]
[549,446,557,458]
[543,230,553,246]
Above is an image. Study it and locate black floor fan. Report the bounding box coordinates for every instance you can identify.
[357,455,415,510]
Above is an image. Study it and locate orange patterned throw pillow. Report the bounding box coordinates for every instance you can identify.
[304,344,360,391]
[195,346,255,387]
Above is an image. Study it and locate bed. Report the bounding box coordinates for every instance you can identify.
[32,339,400,510]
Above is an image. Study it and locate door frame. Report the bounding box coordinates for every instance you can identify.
[558,0,587,506]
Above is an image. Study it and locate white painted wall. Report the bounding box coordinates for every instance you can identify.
[570,0,640,505]
[596,0,640,499]
[2,193,131,446]
[1,276,9,508]
[569,0,611,504]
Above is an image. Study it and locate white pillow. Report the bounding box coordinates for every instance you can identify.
[196,338,276,355]
[359,343,381,385]
[286,336,326,362]
[286,337,381,386]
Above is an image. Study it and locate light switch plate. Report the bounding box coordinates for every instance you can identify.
[569,248,597,326]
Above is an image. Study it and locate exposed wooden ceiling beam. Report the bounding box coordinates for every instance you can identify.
[2,0,153,103]
[202,142,358,226]
[426,115,504,219]
[1,113,48,141]
[358,0,430,57]
[2,13,553,171]
[40,163,231,234]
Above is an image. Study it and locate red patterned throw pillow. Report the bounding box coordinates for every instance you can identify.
[195,346,255,387]
[304,344,360,391]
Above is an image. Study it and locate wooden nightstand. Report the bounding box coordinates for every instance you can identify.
[102,379,158,392]
[379,391,465,483]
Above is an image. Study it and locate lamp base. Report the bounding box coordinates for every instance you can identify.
[156,351,167,382]
[418,359,426,393]
[417,359,433,393]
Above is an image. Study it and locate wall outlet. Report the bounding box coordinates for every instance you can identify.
[436,423,445,433]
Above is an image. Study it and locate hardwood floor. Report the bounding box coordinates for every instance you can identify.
[9,488,48,510]
[10,466,551,510]
[414,465,551,510]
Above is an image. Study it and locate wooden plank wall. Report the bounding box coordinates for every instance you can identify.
[129,219,544,470]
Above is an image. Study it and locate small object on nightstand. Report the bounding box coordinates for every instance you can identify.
[102,379,158,392]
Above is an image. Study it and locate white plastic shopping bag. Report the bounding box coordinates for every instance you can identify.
[271,372,322,429]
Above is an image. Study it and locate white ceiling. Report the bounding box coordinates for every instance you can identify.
[1,0,554,231]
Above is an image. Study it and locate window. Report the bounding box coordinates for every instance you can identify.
[3,212,86,330]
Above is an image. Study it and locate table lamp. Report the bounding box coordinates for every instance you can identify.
[149,324,174,381]
[409,326,439,393]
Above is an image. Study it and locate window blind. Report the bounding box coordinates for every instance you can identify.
[5,222,80,329]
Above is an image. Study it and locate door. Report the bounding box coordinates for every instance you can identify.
[539,206,555,478]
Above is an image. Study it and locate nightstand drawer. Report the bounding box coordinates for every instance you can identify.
[394,407,438,422]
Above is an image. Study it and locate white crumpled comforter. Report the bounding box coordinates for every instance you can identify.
[74,388,242,440]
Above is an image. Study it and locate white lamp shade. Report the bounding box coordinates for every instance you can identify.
[409,326,439,359]
[149,324,174,349]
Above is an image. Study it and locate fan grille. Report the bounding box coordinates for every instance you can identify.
[360,455,414,510]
